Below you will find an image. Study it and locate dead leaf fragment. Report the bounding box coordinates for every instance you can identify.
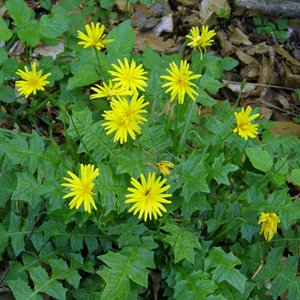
[200,0,231,22]
[236,49,258,65]
[245,42,269,55]
[34,43,64,59]
[274,45,300,67]
[222,80,256,93]
[154,14,173,36]
[270,121,300,137]
[229,27,252,46]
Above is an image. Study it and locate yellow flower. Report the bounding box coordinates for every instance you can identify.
[15,62,51,98]
[125,173,172,221]
[156,161,174,175]
[61,164,99,214]
[101,94,149,144]
[77,22,113,50]
[90,80,132,101]
[108,58,148,93]
[233,106,260,140]
[160,60,201,104]
[258,212,280,242]
[186,25,216,59]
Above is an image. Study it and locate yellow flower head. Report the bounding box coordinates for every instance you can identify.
[90,80,132,101]
[101,94,149,144]
[125,173,172,221]
[233,106,260,140]
[77,22,113,50]
[160,60,201,104]
[15,62,51,99]
[61,164,99,214]
[156,161,175,175]
[108,58,148,93]
[186,25,216,59]
[258,212,280,242]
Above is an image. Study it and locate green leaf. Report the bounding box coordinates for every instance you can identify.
[98,164,117,215]
[0,85,16,103]
[175,151,209,199]
[200,74,224,95]
[246,147,273,172]
[0,223,9,254]
[29,266,67,299]
[39,13,69,38]
[174,270,217,299]
[9,213,25,256]
[0,18,12,41]
[270,255,300,299]
[139,123,172,153]
[16,21,40,47]
[11,172,41,206]
[78,121,116,161]
[0,171,17,205]
[290,169,300,186]
[205,247,246,293]
[162,222,201,264]
[197,89,217,107]
[7,0,34,27]
[106,20,135,58]
[8,278,42,300]
[99,0,115,9]
[222,57,239,71]
[211,153,239,185]
[114,149,150,177]
[98,246,154,299]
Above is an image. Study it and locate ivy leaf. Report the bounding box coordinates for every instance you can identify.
[270,255,300,299]
[205,247,246,293]
[211,153,239,185]
[246,148,273,172]
[162,222,202,264]
[174,270,217,299]
[98,246,155,299]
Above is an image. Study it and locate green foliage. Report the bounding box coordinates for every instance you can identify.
[0,1,299,299]
[254,17,289,41]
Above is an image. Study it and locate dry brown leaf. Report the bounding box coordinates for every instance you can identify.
[283,62,300,88]
[275,94,290,110]
[222,80,256,93]
[274,45,300,67]
[217,30,236,56]
[229,27,252,46]
[259,106,273,120]
[258,56,273,85]
[34,43,64,59]
[245,42,269,55]
[240,64,260,78]
[270,121,300,137]
[200,0,231,22]
[134,30,175,52]
[236,49,258,65]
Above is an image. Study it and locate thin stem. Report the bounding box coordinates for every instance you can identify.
[177,101,195,154]
[94,48,105,81]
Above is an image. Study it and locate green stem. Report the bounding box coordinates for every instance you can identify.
[94,48,105,81]
[177,101,195,155]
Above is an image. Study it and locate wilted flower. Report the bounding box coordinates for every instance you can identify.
[125,173,172,221]
[258,212,280,242]
[15,62,51,98]
[156,161,175,175]
[233,106,260,140]
[61,164,99,214]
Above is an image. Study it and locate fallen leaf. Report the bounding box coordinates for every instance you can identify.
[240,64,260,78]
[217,30,236,56]
[274,45,300,67]
[200,0,231,21]
[34,42,64,59]
[222,80,256,93]
[229,27,252,46]
[236,49,258,64]
[270,121,300,137]
[275,94,290,110]
[245,42,269,55]
[154,14,173,36]
[258,56,273,84]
